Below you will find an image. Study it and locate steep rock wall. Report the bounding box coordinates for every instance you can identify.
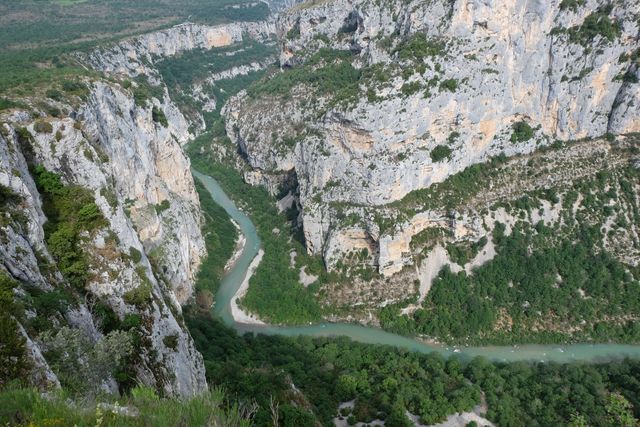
[224,0,640,274]
[0,80,206,396]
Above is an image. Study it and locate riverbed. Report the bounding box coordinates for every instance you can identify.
[193,170,640,363]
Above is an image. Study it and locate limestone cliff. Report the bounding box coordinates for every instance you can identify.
[0,61,214,399]
[223,0,640,281]
[0,16,284,394]
[81,21,276,80]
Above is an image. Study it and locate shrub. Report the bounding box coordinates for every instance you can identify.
[0,315,30,388]
[34,166,106,288]
[286,20,301,40]
[56,79,90,100]
[40,327,133,394]
[395,33,444,61]
[120,313,142,330]
[100,186,118,209]
[559,0,584,11]
[124,269,152,307]
[400,81,422,96]
[45,89,64,101]
[151,106,168,127]
[129,247,142,264]
[0,184,21,208]
[0,275,30,387]
[163,334,179,351]
[132,76,164,106]
[77,202,105,228]
[568,8,621,45]
[447,131,460,145]
[33,120,53,134]
[431,145,453,162]
[0,98,19,110]
[247,49,361,108]
[123,283,152,306]
[510,121,534,143]
[439,78,458,92]
[155,199,170,214]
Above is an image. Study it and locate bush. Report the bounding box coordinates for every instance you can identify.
[33,120,53,134]
[430,145,453,162]
[510,121,534,143]
[395,33,444,61]
[0,97,20,110]
[286,20,301,40]
[559,0,584,10]
[129,247,142,264]
[151,106,168,127]
[132,76,164,106]
[34,166,106,288]
[100,186,118,209]
[247,49,361,108]
[439,78,458,92]
[123,270,152,307]
[120,313,142,331]
[447,131,460,145]
[0,184,21,209]
[568,8,621,45]
[45,89,64,101]
[0,275,30,387]
[154,199,170,214]
[41,327,133,394]
[163,334,179,351]
[400,81,422,96]
[77,202,105,228]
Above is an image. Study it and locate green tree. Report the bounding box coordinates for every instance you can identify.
[606,393,637,427]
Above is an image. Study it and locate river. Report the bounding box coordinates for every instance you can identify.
[193,170,640,363]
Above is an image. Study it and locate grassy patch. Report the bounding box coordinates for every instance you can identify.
[0,385,250,427]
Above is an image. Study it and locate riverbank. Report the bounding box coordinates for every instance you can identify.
[224,219,246,273]
[196,169,640,363]
[230,249,265,325]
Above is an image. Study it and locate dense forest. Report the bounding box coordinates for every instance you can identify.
[186,310,640,427]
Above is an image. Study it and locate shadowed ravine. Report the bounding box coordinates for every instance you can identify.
[193,170,640,363]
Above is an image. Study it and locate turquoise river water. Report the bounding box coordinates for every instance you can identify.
[194,170,640,363]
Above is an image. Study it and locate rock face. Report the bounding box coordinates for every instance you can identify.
[0,79,207,395]
[0,14,284,395]
[82,21,277,80]
[224,0,640,276]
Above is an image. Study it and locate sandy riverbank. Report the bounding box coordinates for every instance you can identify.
[230,249,266,325]
[224,219,246,272]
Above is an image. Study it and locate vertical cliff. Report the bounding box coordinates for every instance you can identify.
[223,0,640,275]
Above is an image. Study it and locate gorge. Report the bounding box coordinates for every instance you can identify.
[1,0,640,425]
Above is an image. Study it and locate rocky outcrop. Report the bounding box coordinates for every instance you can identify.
[224,0,640,275]
[0,80,206,396]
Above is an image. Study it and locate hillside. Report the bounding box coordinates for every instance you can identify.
[217,0,640,342]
